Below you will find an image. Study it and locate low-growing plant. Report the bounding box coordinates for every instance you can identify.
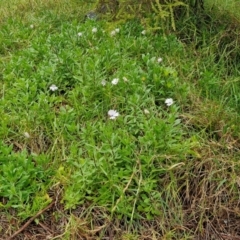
[0,142,54,219]
[1,0,240,239]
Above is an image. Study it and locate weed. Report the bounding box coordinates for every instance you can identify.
[1,0,240,239]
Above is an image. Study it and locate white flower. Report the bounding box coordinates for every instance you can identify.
[101,79,107,86]
[111,78,119,85]
[157,57,163,63]
[30,24,34,29]
[141,30,146,35]
[165,98,174,106]
[77,32,83,37]
[110,28,119,36]
[92,27,97,33]
[108,110,119,120]
[24,132,30,138]
[123,77,128,82]
[110,30,116,36]
[144,109,150,114]
[50,84,58,91]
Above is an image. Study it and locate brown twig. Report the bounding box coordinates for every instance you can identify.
[220,234,240,240]
[38,221,54,234]
[7,200,55,240]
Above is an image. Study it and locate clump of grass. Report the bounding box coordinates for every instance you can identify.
[1,0,240,239]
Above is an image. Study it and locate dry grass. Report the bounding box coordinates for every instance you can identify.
[0,0,92,24]
[205,0,240,21]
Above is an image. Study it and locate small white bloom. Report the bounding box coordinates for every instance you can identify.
[123,77,128,82]
[144,109,150,114]
[110,28,119,36]
[30,24,34,29]
[77,32,83,37]
[24,132,30,138]
[111,30,116,36]
[110,30,116,36]
[92,27,97,33]
[157,57,163,63]
[50,84,58,91]
[108,110,119,120]
[141,30,146,35]
[165,98,174,106]
[101,79,107,86]
[111,78,119,85]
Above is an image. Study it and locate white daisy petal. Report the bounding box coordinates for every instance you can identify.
[110,30,116,36]
[24,132,30,138]
[108,110,120,120]
[111,78,119,85]
[92,27,97,33]
[144,109,150,114]
[165,98,174,106]
[50,84,58,91]
[101,80,107,86]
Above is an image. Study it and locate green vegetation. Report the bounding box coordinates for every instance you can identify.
[206,0,240,20]
[0,0,240,239]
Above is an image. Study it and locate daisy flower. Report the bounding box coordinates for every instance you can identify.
[108,110,120,120]
[157,57,163,63]
[111,78,119,85]
[24,132,30,138]
[101,79,107,86]
[144,109,150,114]
[110,30,116,36]
[92,27,97,33]
[165,98,174,106]
[49,84,58,91]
